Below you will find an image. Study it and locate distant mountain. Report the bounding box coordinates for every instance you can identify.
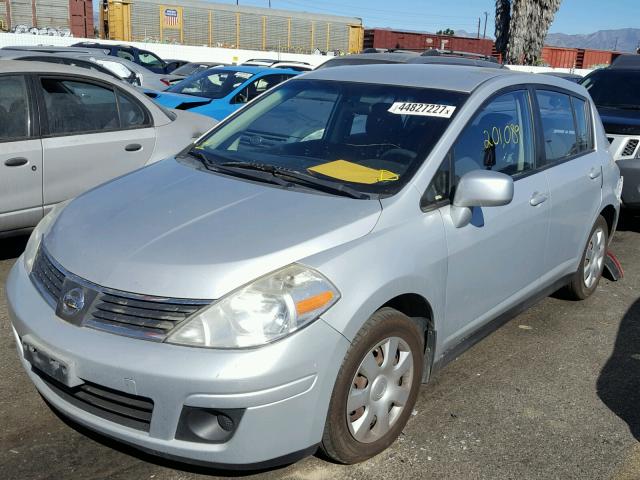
[546,28,640,52]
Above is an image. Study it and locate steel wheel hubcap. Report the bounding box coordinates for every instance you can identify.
[584,227,606,289]
[346,336,414,444]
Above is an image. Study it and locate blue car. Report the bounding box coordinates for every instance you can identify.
[144,66,300,120]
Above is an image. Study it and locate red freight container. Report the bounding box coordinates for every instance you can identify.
[69,0,93,38]
[541,46,578,68]
[581,49,616,68]
[364,28,495,57]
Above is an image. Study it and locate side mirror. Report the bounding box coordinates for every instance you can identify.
[450,170,514,228]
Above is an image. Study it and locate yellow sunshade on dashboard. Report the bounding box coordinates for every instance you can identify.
[308,160,399,184]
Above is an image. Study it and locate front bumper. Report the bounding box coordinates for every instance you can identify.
[6,258,349,466]
[617,158,640,208]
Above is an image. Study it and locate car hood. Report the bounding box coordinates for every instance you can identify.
[596,105,640,136]
[145,90,213,110]
[45,159,382,299]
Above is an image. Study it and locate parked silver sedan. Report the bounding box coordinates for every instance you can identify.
[0,61,216,236]
[6,64,621,467]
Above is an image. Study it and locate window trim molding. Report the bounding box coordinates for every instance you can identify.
[531,85,596,169]
[420,82,599,212]
[420,84,538,211]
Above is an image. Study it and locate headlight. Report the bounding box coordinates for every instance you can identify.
[166,265,340,348]
[23,200,70,273]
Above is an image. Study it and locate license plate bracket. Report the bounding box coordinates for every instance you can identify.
[22,337,83,388]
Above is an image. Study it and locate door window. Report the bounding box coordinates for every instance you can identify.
[40,79,119,135]
[452,90,535,182]
[0,75,29,142]
[536,90,578,163]
[235,75,290,103]
[116,49,135,62]
[138,51,164,69]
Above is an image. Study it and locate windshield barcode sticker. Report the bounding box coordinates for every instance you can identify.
[388,102,456,118]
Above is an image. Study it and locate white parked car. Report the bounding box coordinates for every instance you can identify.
[0,61,216,236]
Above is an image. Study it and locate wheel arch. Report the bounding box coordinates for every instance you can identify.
[600,204,618,239]
[380,293,436,384]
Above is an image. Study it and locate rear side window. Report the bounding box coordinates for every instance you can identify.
[116,91,149,128]
[40,79,119,135]
[0,75,29,142]
[117,49,135,62]
[138,51,164,68]
[39,79,150,135]
[451,90,535,180]
[572,97,592,153]
[536,90,579,163]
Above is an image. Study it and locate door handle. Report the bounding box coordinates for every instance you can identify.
[125,143,142,152]
[530,192,548,207]
[4,157,28,167]
[589,168,602,180]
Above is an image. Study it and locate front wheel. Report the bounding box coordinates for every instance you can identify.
[321,308,424,464]
[566,215,608,300]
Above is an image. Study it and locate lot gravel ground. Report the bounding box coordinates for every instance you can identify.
[1,212,640,480]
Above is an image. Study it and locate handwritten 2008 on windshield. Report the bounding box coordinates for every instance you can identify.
[388,102,457,118]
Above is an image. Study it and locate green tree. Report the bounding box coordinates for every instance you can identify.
[494,0,562,65]
[436,28,455,36]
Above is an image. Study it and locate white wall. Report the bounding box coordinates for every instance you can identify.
[0,32,331,66]
[0,32,596,75]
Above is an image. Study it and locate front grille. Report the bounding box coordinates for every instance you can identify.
[31,247,65,305]
[87,292,206,340]
[34,368,154,431]
[622,139,639,157]
[30,246,210,341]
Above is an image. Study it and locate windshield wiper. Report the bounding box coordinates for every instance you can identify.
[187,150,292,187]
[220,162,372,200]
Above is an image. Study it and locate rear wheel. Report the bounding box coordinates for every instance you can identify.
[321,308,424,464]
[566,216,608,300]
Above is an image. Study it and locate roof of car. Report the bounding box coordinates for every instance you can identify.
[0,59,98,73]
[323,52,419,64]
[302,64,513,92]
[212,65,300,75]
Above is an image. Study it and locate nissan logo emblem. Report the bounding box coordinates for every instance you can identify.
[61,288,85,316]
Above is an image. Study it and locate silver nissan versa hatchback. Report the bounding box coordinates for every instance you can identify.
[7,64,621,467]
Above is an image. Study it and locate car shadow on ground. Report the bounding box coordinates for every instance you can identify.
[597,298,640,441]
[617,210,640,233]
[0,235,29,261]
[44,398,302,478]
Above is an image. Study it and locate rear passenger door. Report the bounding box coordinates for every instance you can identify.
[36,76,156,208]
[534,89,602,276]
[0,74,43,232]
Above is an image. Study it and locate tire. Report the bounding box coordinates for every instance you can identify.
[566,215,608,300]
[320,307,424,464]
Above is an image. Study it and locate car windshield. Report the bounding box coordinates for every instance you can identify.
[193,79,467,196]
[167,69,254,99]
[581,69,640,109]
[172,63,214,76]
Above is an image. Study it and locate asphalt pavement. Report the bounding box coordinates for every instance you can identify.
[1,213,640,480]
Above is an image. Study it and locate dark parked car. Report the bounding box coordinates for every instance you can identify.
[581,67,640,207]
[541,71,583,83]
[72,42,179,74]
[317,50,503,70]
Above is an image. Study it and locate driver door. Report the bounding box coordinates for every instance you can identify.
[430,89,551,348]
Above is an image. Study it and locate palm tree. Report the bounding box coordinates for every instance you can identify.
[495,0,562,65]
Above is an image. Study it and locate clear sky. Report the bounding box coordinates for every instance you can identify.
[202,0,640,35]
